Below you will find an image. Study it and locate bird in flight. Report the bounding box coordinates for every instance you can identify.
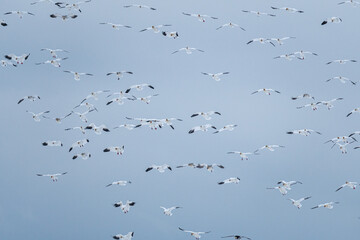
[178,227,211,239]
[191,111,221,120]
[64,70,93,81]
[172,47,204,55]
[216,22,245,31]
[160,206,181,216]
[189,124,216,134]
[37,172,67,181]
[321,17,342,25]
[18,95,40,104]
[106,180,131,187]
[113,200,135,213]
[103,146,125,155]
[201,72,230,81]
[26,110,50,122]
[311,202,339,209]
[140,24,171,33]
[146,164,172,173]
[4,11,35,18]
[222,235,251,239]
[335,181,358,191]
[218,177,240,185]
[113,232,134,240]
[182,12,218,22]
[251,88,280,95]
[288,197,311,209]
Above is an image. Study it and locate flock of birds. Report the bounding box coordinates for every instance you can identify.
[4,0,360,240]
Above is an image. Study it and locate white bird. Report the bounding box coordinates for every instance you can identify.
[277,180,302,190]
[132,94,159,104]
[103,146,125,155]
[35,57,68,67]
[338,0,360,6]
[1,59,16,67]
[218,177,240,185]
[61,0,92,12]
[286,129,321,136]
[42,141,63,147]
[26,110,50,122]
[336,142,352,154]
[146,164,172,173]
[182,12,218,22]
[106,96,133,106]
[50,14,78,20]
[4,11,35,18]
[267,186,288,195]
[191,111,221,120]
[106,180,131,187]
[317,98,343,110]
[18,95,40,104]
[172,47,204,55]
[288,197,311,209]
[5,53,30,64]
[247,38,275,46]
[85,123,110,134]
[270,6,304,13]
[72,152,91,160]
[255,145,285,153]
[31,0,56,5]
[64,70,93,81]
[347,108,360,117]
[251,88,280,95]
[296,102,320,111]
[336,181,358,191]
[43,112,72,123]
[311,202,339,209]
[291,93,315,100]
[227,151,255,160]
[221,235,252,240]
[216,22,245,31]
[99,22,131,30]
[74,102,98,112]
[326,59,357,65]
[274,54,296,61]
[322,17,342,25]
[201,72,230,81]
[114,124,139,130]
[242,10,276,17]
[37,172,67,181]
[124,4,156,10]
[324,136,356,145]
[160,206,181,216]
[213,124,237,134]
[188,124,216,134]
[157,118,183,130]
[293,50,318,60]
[270,37,296,45]
[162,31,179,39]
[72,109,94,123]
[125,84,154,93]
[81,90,110,103]
[106,71,133,80]
[178,227,211,240]
[326,76,356,85]
[196,163,224,172]
[113,200,136,213]
[41,48,69,58]
[113,232,134,240]
[140,24,171,33]
[69,139,89,152]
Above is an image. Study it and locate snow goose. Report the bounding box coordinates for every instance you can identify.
[191,111,221,120]
[288,197,311,209]
[113,200,135,213]
[188,124,216,134]
[26,110,50,122]
[146,164,172,173]
[201,72,229,81]
[160,206,181,216]
[69,139,89,152]
[18,95,40,104]
[311,202,339,209]
[106,180,131,187]
[37,172,67,181]
[178,227,210,239]
[218,177,240,185]
[103,146,125,155]
[63,70,93,81]
[42,140,63,147]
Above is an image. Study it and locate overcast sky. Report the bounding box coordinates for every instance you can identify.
[1,0,360,239]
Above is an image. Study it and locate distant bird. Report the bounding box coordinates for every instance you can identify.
[288,197,311,209]
[338,0,360,6]
[286,129,321,136]
[216,22,245,31]
[31,0,56,5]
[85,123,110,134]
[251,88,280,95]
[177,163,197,169]
[64,70,93,81]
[172,47,204,55]
[213,124,237,134]
[61,0,92,12]
[296,102,320,111]
[247,38,275,46]
[125,84,154,93]
[218,177,240,185]
[157,118,183,130]
[1,20,7,26]
[182,12,218,22]
[106,71,133,80]
[74,102,98,112]
[42,141,63,147]
[274,54,296,61]
[43,112,72,123]
[35,57,68,67]
[336,181,358,191]
[178,227,211,239]
[188,124,216,134]
[196,163,224,172]
[267,186,288,195]
[114,124,139,130]
[81,90,110,103]
[5,53,30,64]
[106,180,131,187]
[4,11,35,18]
[132,94,159,104]
[41,48,69,58]
[321,17,342,25]
[146,164,172,173]
[37,172,67,181]
[99,22,131,30]
[162,31,179,39]
[346,108,360,117]
[293,50,318,60]
[26,110,50,122]
[124,4,156,10]
[255,145,285,153]
[317,98,343,110]
[227,151,256,160]
[191,111,221,120]
[140,24,171,33]
[103,146,125,155]
[277,180,302,190]
[270,6,304,13]
[160,206,181,216]
[270,37,296,45]
[242,10,276,17]
[311,202,339,209]
[326,76,356,85]
[50,14,78,20]
[113,200,136,213]
[18,95,40,104]
[291,93,315,100]
[72,152,91,160]
[222,235,251,239]
[69,139,89,152]
[107,96,133,105]
[72,109,95,123]
[325,136,356,145]
[326,59,357,65]
[201,72,230,81]
[113,232,134,240]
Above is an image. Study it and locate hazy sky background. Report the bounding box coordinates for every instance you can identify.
[1,0,360,239]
